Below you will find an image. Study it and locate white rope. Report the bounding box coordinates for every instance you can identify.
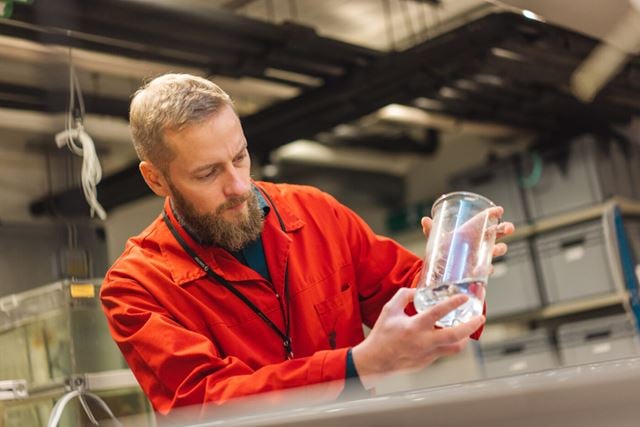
[55,127,107,220]
[54,48,107,220]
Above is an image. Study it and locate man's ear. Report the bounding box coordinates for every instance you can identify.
[139,161,170,197]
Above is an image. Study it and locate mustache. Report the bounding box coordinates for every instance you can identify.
[216,191,253,213]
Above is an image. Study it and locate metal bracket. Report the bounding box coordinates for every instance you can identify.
[0,379,28,401]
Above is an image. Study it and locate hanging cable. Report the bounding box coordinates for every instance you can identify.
[382,0,397,51]
[399,0,418,46]
[266,0,275,22]
[287,0,298,20]
[420,1,430,40]
[54,48,107,220]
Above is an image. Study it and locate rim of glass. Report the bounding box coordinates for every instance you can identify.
[431,191,496,216]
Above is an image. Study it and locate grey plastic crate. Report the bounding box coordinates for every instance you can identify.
[624,220,640,282]
[558,314,640,366]
[450,160,528,225]
[523,135,634,220]
[487,240,541,317]
[481,330,559,378]
[0,279,127,386]
[629,143,640,198]
[534,219,616,304]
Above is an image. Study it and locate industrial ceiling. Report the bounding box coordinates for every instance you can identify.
[0,0,639,219]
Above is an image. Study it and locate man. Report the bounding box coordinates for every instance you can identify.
[100,73,513,417]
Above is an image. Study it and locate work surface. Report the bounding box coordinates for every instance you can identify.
[191,356,640,427]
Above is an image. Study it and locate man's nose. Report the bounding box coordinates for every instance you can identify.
[223,165,250,197]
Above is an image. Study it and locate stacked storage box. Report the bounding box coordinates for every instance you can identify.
[0,280,126,383]
[450,159,528,225]
[624,220,640,282]
[534,219,617,304]
[523,135,634,220]
[486,240,541,316]
[480,330,559,378]
[628,140,640,199]
[557,314,640,366]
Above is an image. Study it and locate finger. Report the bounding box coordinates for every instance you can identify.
[431,315,485,346]
[421,216,432,238]
[496,221,515,239]
[416,294,469,327]
[488,206,504,219]
[383,287,416,314]
[492,242,508,258]
[459,207,503,237]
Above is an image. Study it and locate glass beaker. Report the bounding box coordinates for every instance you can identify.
[414,191,501,327]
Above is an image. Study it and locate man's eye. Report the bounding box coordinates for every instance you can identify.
[197,170,217,180]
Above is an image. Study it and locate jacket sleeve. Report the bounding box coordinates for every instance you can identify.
[100,279,348,415]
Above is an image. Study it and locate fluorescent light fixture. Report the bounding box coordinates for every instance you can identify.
[413,97,445,110]
[571,0,640,102]
[522,9,545,22]
[438,87,463,99]
[473,74,504,86]
[490,47,525,61]
[454,79,479,91]
[261,164,279,178]
[333,124,359,137]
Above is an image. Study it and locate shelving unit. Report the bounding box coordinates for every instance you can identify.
[490,197,640,327]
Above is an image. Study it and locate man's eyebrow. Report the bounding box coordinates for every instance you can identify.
[189,143,247,175]
[234,142,248,158]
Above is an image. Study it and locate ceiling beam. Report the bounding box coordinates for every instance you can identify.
[25,11,640,217]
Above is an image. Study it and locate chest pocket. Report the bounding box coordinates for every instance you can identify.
[313,283,364,349]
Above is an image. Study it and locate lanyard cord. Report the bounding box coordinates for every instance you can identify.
[162,211,293,360]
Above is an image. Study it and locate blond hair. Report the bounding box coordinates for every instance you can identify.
[129,73,233,170]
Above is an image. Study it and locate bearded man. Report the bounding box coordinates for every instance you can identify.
[100,73,513,419]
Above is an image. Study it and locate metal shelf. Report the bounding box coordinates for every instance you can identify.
[81,369,139,392]
[487,292,630,325]
[501,197,640,243]
[489,197,640,324]
[0,369,139,403]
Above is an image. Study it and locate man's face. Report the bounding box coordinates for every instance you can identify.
[162,104,263,250]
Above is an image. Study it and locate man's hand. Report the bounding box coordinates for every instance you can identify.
[420,206,516,261]
[351,288,485,389]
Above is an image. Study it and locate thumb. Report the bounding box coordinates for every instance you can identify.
[421,216,433,239]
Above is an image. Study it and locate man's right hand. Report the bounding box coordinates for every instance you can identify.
[351,288,485,390]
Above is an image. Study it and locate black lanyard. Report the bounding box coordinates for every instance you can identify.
[162,193,293,360]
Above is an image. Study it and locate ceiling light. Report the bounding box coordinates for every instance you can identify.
[333,124,358,137]
[413,97,445,110]
[521,10,545,22]
[491,47,525,61]
[438,87,462,99]
[454,79,478,91]
[261,164,279,178]
[473,74,504,86]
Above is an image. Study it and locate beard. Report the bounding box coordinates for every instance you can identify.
[169,182,264,252]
